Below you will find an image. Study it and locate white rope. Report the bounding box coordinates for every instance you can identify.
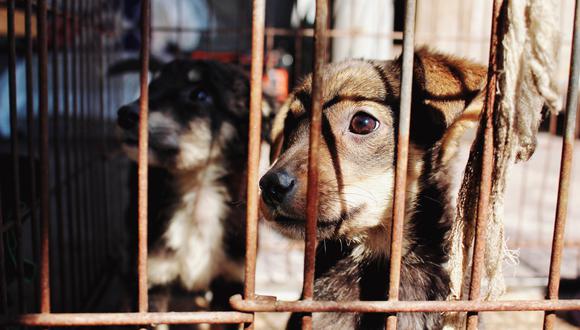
[444,0,561,328]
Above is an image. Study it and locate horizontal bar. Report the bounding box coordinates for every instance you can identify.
[0,312,253,326]
[230,295,580,313]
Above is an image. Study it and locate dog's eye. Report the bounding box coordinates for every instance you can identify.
[190,89,213,104]
[349,112,379,135]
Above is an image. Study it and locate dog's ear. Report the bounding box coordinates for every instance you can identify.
[404,48,487,146]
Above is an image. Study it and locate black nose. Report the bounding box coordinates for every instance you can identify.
[117,104,140,130]
[260,171,296,207]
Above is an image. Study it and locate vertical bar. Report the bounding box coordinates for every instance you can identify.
[97,0,110,266]
[52,0,68,312]
[25,0,41,312]
[244,0,266,328]
[302,1,328,329]
[138,0,151,314]
[543,0,580,328]
[385,0,416,329]
[7,0,26,314]
[62,0,78,312]
[466,0,503,328]
[80,0,95,289]
[38,0,52,314]
[71,0,85,309]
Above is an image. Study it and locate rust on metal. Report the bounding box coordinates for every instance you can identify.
[0,312,253,326]
[37,0,52,314]
[230,295,580,313]
[302,1,328,329]
[244,1,266,328]
[138,0,151,314]
[244,0,266,303]
[386,0,416,329]
[466,0,503,329]
[543,0,580,328]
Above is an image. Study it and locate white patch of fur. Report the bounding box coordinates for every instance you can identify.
[348,145,425,261]
[147,165,242,291]
[174,121,236,171]
[121,144,162,166]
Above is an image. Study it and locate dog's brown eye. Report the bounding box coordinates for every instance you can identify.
[349,112,379,135]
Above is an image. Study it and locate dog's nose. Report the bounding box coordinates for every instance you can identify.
[260,171,296,207]
[117,104,140,130]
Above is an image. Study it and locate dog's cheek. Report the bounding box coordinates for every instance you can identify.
[174,119,214,170]
[338,171,395,235]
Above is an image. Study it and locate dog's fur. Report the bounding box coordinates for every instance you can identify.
[261,48,486,329]
[117,60,271,320]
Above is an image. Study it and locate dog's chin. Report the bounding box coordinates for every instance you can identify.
[260,202,365,241]
[265,215,341,240]
[121,143,164,167]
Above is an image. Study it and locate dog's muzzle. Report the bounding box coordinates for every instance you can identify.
[259,170,296,208]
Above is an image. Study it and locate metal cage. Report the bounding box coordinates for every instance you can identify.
[0,0,579,329]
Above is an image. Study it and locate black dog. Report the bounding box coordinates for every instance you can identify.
[116,59,273,325]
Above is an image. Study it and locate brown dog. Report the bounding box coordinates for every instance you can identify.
[260,48,486,329]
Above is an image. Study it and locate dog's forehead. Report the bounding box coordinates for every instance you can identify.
[288,60,398,116]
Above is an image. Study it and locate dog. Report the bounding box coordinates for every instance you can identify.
[260,48,486,329]
[116,59,273,324]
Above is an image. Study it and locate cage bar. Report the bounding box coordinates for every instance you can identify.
[230,295,580,313]
[137,0,151,314]
[0,312,254,326]
[301,1,328,329]
[25,0,42,312]
[543,0,580,328]
[386,0,416,328]
[37,0,52,313]
[244,0,266,328]
[466,0,503,328]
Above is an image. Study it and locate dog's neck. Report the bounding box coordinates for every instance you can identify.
[310,142,455,329]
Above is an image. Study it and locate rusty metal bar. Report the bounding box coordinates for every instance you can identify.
[466,0,504,328]
[244,0,266,328]
[37,0,52,314]
[25,0,41,312]
[302,1,328,329]
[138,0,151,314]
[229,295,580,313]
[7,0,26,314]
[386,0,416,329]
[0,312,254,326]
[150,26,403,40]
[543,0,580,328]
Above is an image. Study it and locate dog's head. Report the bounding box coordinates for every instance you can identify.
[116,60,251,171]
[260,48,486,245]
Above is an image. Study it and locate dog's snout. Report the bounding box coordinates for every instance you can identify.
[260,171,296,207]
[117,104,140,130]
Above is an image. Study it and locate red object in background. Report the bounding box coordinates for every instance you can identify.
[263,67,289,102]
